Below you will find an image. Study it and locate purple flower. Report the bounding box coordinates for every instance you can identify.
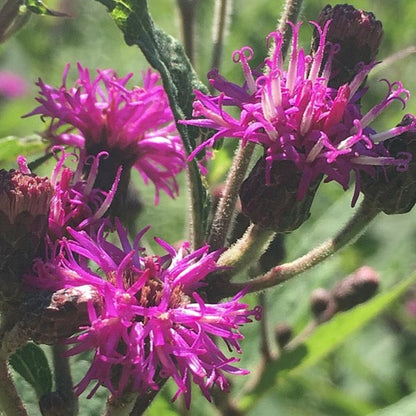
[25,64,186,203]
[0,71,27,99]
[26,221,261,406]
[48,147,120,241]
[183,22,415,204]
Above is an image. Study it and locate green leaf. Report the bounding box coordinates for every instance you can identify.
[0,136,46,166]
[241,271,416,411]
[24,0,69,16]
[9,343,52,400]
[368,390,416,416]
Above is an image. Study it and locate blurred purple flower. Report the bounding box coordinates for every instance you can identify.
[183,22,415,204]
[25,64,185,203]
[26,221,261,406]
[0,71,27,99]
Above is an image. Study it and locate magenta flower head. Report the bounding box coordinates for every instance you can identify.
[25,64,186,204]
[48,147,120,241]
[183,21,415,205]
[0,71,27,99]
[26,221,261,406]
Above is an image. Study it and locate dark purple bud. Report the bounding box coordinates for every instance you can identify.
[331,266,380,312]
[310,288,336,322]
[275,322,292,348]
[312,4,383,88]
[361,115,416,215]
[239,157,321,232]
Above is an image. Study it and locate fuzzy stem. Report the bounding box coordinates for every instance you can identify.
[218,224,275,275]
[0,350,28,416]
[52,344,78,416]
[176,0,198,65]
[208,142,256,250]
[222,198,380,296]
[269,0,304,60]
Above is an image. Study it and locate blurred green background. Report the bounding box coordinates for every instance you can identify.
[2,1,416,415]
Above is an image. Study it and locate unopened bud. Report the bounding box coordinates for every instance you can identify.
[0,167,53,303]
[275,322,292,348]
[310,288,336,322]
[239,157,321,232]
[313,4,383,88]
[331,266,380,312]
[23,285,102,345]
[361,115,416,214]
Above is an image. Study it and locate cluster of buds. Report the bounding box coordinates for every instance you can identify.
[310,266,380,323]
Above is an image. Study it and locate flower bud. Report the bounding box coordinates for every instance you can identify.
[361,115,416,214]
[310,288,336,322]
[331,266,379,312]
[239,157,321,232]
[312,4,383,88]
[0,168,53,303]
[275,322,292,348]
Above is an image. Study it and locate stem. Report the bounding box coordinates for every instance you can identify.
[0,0,28,43]
[218,224,275,275]
[222,198,380,296]
[0,350,28,416]
[208,142,256,250]
[176,0,198,65]
[269,0,304,60]
[210,0,233,91]
[129,378,168,416]
[52,345,78,416]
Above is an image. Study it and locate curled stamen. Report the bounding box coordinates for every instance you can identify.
[232,47,256,94]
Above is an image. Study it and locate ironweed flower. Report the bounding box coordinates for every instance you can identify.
[48,147,120,241]
[184,21,414,205]
[26,221,261,406]
[25,64,185,203]
[0,158,53,302]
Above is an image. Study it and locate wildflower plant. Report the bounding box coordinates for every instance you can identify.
[0,1,416,416]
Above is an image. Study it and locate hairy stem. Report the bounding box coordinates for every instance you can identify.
[208,142,256,250]
[269,0,304,60]
[222,198,380,296]
[218,224,275,275]
[52,345,78,416]
[0,350,28,416]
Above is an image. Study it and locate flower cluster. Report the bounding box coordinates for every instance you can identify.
[25,64,185,203]
[26,221,261,406]
[184,20,415,205]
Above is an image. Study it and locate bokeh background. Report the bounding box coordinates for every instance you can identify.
[2,1,416,415]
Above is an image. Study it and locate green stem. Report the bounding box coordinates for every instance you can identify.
[0,0,29,43]
[209,0,233,91]
[268,0,304,61]
[208,142,256,250]
[176,0,198,65]
[52,345,78,416]
[222,198,380,296]
[0,350,28,416]
[218,224,275,275]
